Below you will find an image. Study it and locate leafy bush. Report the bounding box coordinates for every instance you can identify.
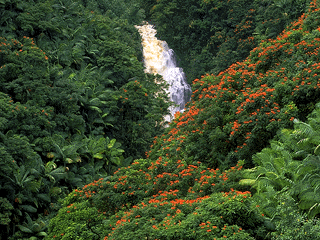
[46,201,104,240]
[47,158,273,239]
[103,190,267,240]
[240,102,320,238]
[269,195,320,240]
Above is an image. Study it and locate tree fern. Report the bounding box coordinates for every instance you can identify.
[247,103,320,220]
[291,105,320,156]
[294,155,320,218]
[252,144,300,191]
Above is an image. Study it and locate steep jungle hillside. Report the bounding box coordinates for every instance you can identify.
[46,1,320,240]
[0,0,171,239]
[148,0,320,170]
[147,0,309,83]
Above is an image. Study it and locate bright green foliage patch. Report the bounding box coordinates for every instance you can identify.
[47,201,104,240]
[240,103,320,237]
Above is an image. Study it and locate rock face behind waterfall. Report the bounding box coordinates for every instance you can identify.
[135,23,191,122]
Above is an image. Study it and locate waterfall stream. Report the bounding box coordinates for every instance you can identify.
[135,22,192,122]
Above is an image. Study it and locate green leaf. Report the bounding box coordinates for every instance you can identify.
[20,205,37,213]
[111,149,119,156]
[31,223,41,232]
[272,157,285,174]
[110,157,120,165]
[314,144,320,155]
[93,118,104,124]
[37,193,51,203]
[49,166,67,180]
[120,157,133,167]
[17,225,33,233]
[89,98,101,104]
[68,73,76,79]
[108,139,116,149]
[239,179,256,186]
[265,172,279,179]
[25,213,32,225]
[28,237,38,240]
[37,232,48,237]
[94,160,104,171]
[308,203,320,219]
[34,146,42,151]
[45,161,57,173]
[113,142,122,149]
[47,175,55,183]
[93,153,104,159]
[298,191,320,209]
[16,209,22,216]
[89,106,102,113]
[264,219,276,231]
[68,177,83,186]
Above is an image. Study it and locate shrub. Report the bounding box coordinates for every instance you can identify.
[103,190,267,240]
[270,194,320,240]
[240,102,320,238]
[46,201,104,240]
[47,157,273,239]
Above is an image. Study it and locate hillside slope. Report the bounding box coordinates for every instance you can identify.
[148,0,309,83]
[148,0,320,169]
[46,1,320,239]
[0,0,170,239]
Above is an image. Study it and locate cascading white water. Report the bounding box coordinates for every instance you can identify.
[135,22,191,122]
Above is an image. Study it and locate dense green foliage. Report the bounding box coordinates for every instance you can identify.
[46,1,320,239]
[240,102,320,239]
[148,0,309,83]
[0,0,171,239]
[2,0,320,239]
[148,1,320,170]
[47,159,272,239]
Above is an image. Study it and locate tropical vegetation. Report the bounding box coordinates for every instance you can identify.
[1,0,320,239]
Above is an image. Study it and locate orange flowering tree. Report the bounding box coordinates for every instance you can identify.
[47,158,271,239]
[149,0,309,83]
[4,0,320,239]
[147,0,320,169]
[45,1,320,239]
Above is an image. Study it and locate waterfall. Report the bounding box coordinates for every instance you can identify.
[135,22,192,122]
